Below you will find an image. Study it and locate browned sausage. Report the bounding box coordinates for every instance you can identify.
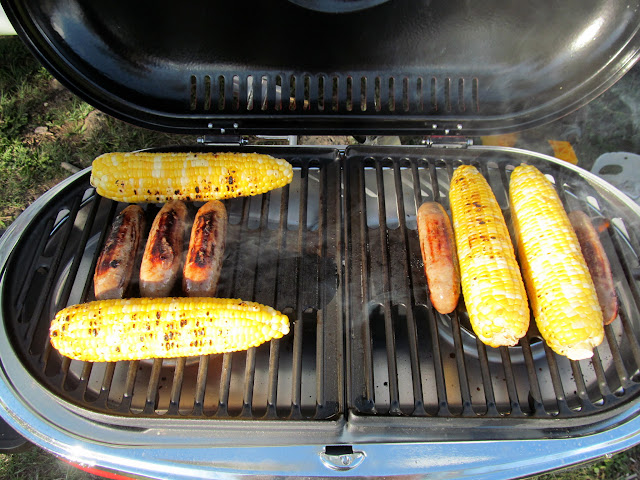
[183,200,227,297]
[417,201,461,314]
[94,205,146,300]
[139,200,188,297]
[569,210,618,325]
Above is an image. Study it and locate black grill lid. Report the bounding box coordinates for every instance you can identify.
[3,0,640,135]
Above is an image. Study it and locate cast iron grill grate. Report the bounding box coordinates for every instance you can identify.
[2,147,343,420]
[345,146,640,423]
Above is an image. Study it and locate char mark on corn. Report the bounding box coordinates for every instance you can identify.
[90,151,294,203]
[50,297,290,362]
[449,164,529,348]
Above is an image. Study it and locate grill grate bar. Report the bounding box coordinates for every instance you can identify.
[96,362,116,408]
[604,324,629,386]
[58,192,101,309]
[213,195,255,418]
[168,357,186,415]
[215,353,232,417]
[265,183,291,419]
[358,165,375,413]
[427,313,451,417]
[29,196,82,356]
[375,162,401,414]
[519,337,546,416]
[289,163,310,419]
[429,161,442,203]
[265,339,281,418]
[570,361,597,413]
[450,313,474,415]
[499,347,524,416]
[14,217,54,315]
[476,339,499,416]
[240,194,273,417]
[314,163,330,417]
[193,355,209,416]
[617,307,640,373]
[56,194,104,391]
[51,195,100,385]
[591,350,615,405]
[393,161,425,415]
[76,361,94,405]
[424,162,451,417]
[543,344,573,415]
[241,348,257,417]
[118,360,139,413]
[607,234,640,341]
[144,359,164,414]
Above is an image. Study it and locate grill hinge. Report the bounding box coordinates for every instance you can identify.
[197,135,298,146]
[423,136,473,148]
[197,134,248,145]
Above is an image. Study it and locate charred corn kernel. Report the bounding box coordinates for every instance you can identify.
[90,152,294,203]
[50,298,290,362]
[509,164,603,360]
[450,165,529,347]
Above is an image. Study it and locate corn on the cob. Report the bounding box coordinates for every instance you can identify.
[449,165,529,347]
[90,152,294,203]
[509,164,603,360]
[50,297,290,362]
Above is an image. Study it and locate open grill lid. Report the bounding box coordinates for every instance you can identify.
[2,0,640,135]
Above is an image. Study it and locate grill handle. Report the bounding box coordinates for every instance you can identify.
[319,445,366,471]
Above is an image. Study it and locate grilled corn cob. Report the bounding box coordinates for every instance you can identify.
[50,297,290,362]
[449,165,529,347]
[509,164,603,360]
[90,152,294,203]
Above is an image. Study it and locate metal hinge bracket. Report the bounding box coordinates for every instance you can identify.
[423,136,473,148]
[196,134,248,145]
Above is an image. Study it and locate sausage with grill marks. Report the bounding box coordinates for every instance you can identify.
[568,210,618,325]
[140,200,189,297]
[183,200,227,297]
[417,201,461,314]
[94,205,146,300]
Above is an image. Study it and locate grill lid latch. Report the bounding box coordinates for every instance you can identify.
[320,445,365,471]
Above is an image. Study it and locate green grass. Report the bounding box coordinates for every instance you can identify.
[0,35,194,230]
[0,446,100,479]
[533,447,640,480]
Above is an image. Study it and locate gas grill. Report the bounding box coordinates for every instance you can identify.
[2,0,640,478]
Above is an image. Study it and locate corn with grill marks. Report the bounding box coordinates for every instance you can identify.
[509,164,603,360]
[90,151,293,203]
[449,165,530,348]
[50,297,290,362]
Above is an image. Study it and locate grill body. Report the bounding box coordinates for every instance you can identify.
[1,145,640,478]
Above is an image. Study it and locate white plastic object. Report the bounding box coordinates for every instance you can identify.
[591,152,640,204]
[0,6,16,35]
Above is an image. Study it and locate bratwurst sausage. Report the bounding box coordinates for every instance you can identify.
[139,200,189,297]
[568,210,618,325]
[94,205,146,300]
[417,201,461,314]
[183,200,227,297]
